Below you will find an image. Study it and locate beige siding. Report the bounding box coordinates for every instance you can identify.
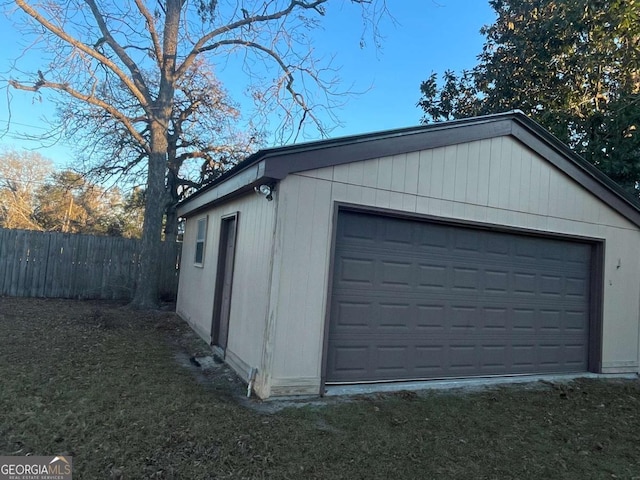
[261,175,334,397]
[176,193,276,397]
[176,215,216,341]
[267,136,640,394]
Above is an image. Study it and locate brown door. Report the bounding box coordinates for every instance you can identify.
[212,215,237,350]
[326,210,593,383]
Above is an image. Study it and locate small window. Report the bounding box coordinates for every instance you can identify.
[194,217,207,266]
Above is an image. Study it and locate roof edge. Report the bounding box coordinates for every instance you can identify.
[510,114,640,228]
[177,112,640,228]
[178,112,521,209]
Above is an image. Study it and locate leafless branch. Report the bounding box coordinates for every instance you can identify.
[9,76,149,151]
[13,0,150,108]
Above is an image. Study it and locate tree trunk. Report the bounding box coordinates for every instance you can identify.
[129,127,168,309]
[129,0,180,309]
[164,166,179,244]
[164,204,178,244]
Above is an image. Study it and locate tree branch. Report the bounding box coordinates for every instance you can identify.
[84,0,151,105]
[9,78,149,151]
[13,0,150,108]
[176,0,329,77]
[133,0,163,67]
[204,39,324,140]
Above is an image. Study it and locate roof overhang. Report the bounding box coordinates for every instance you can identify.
[178,111,640,228]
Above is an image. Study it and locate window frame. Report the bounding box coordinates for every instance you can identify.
[194,216,208,267]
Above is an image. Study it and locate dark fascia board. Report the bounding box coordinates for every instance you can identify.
[178,111,640,228]
[178,113,514,216]
[263,117,513,179]
[509,115,640,229]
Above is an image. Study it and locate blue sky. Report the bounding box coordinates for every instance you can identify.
[0,1,496,169]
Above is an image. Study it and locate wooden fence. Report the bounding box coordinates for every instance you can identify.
[0,228,181,300]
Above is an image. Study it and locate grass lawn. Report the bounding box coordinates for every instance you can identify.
[2,298,640,479]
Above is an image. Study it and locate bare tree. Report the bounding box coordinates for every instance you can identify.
[6,0,388,309]
[58,58,261,242]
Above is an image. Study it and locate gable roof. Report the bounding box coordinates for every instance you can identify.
[177,111,640,228]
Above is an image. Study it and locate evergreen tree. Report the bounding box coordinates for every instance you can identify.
[418,0,640,193]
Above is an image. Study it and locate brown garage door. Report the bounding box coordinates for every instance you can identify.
[326,210,592,383]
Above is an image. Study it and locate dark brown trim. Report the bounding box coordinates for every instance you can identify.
[510,122,640,229]
[179,114,515,209]
[588,241,605,372]
[319,202,342,395]
[264,119,513,179]
[211,212,239,353]
[320,203,606,386]
[178,112,640,229]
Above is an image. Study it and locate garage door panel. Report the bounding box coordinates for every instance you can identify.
[327,211,592,383]
[515,238,539,258]
[416,305,447,331]
[483,307,509,330]
[335,255,588,299]
[377,303,413,331]
[540,274,562,296]
[414,345,445,371]
[418,264,448,289]
[566,277,589,298]
[513,272,536,295]
[566,244,591,264]
[382,219,414,246]
[479,344,508,369]
[329,345,370,377]
[376,346,410,372]
[332,300,372,329]
[484,270,510,293]
[380,260,413,287]
[453,229,482,252]
[417,224,449,249]
[337,257,375,286]
[565,310,589,331]
[511,344,536,369]
[341,214,377,241]
[332,297,589,337]
[328,343,588,383]
[485,234,511,256]
[452,267,480,291]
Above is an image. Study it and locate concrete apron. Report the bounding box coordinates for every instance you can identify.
[324,372,639,397]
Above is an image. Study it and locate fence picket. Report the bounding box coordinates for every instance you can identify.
[0,228,181,300]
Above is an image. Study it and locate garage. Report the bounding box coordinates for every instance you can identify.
[326,209,597,384]
[177,112,640,399]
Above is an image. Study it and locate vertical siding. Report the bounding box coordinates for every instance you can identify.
[267,135,640,394]
[176,193,276,392]
[600,227,640,372]
[267,175,334,385]
[177,214,217,340]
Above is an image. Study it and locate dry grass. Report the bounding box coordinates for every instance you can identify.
[1,297,640,479]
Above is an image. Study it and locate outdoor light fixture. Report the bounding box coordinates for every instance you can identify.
[254,184,274,201]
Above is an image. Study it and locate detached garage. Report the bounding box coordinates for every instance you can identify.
[176,112,640,399]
